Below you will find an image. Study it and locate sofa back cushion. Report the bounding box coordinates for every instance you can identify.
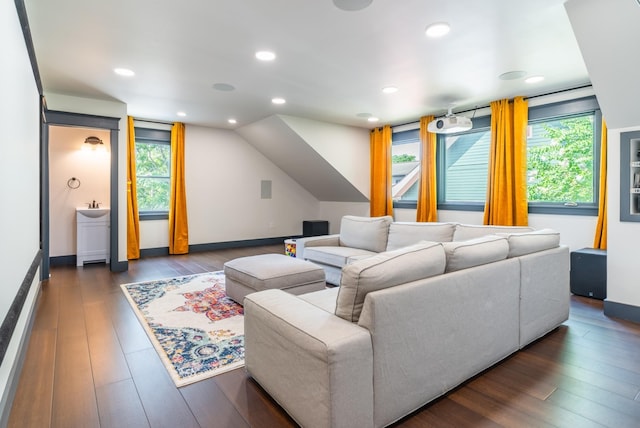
[339,215,393,253]
[496,228,560,257]
[386,222,456,250]
[453,224,534,241]
[442,235,509,272]
[335,241,446,322]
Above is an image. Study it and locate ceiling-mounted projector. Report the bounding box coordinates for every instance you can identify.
[427,108,472,134]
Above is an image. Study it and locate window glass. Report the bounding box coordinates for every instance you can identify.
[441,129,491,202]
[527,114,595,204]
[391,130,420,202]
[135,128,171,214]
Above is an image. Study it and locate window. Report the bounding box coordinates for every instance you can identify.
[440,127,491,205]
[436,97,600,215]
[437,115,491,211]
[391,129,420,207]
[135,128,171,219]
[526,96,601,215]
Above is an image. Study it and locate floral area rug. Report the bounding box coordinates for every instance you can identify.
[120,271,244,387]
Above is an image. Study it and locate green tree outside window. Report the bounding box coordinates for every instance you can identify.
[527,115,594,203]
[135,141,171,212]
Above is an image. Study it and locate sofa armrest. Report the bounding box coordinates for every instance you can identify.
[294,234,340,259]
[518,245,570,347]
[244,289,374,428]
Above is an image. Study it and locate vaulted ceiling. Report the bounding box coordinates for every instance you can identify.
[25,0,591,129]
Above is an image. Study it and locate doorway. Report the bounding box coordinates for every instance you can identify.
[48,126,110,266]
[41,110,122,279]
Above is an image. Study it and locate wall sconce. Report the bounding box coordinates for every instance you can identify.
[82,136,106,152]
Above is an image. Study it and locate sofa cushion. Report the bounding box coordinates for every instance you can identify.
[442,235,509,272]
[386,222,457,250]
[335,241,446,322]
[453,224,534,241]
[496,228,560,257]
[339,215,393,253]
[304,246,377,268]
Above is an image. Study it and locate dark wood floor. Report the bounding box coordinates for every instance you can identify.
[8,245,640,428]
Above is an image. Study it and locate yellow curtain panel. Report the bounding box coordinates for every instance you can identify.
[370,125,393,217]
[126,116,140,259]
[417,115,438,222]
[483,96,529,226]
[169,122,189,254]
[593,119,608,249]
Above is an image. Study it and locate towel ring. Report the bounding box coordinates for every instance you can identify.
[67,177,81,189]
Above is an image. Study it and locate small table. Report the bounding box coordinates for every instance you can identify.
[224,254,326,304]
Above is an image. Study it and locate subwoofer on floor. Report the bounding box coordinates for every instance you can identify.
[570,248,607,300]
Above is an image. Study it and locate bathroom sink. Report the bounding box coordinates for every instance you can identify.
[76,207,110,218]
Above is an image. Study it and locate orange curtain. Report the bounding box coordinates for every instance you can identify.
[593,119,607,249]
[126,116,140,259]
[483,96,529,226]
[416,115,438,222]
[169,122,189,254]
[370,125,393,217]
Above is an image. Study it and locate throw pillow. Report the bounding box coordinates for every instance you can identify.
[442,235,509,272]
[339,215,393,253]
[335,241,446,322]
[496,228,560,257]
[386,222,457,250]
[453,224,534,241]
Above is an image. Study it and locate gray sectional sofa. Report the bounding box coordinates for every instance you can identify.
[295,215,537,285]
[243,216,570,428]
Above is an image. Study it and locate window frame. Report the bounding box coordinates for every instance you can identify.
[526,96,601,216]
[391,96,601,216]
[134,127,171,220]
[391,128,421,209]
[436,115,491,212]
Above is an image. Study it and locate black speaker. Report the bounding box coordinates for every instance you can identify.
[570,248,607,299]
[303,220,329,237]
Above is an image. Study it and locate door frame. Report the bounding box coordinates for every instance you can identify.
[41,110,125,279]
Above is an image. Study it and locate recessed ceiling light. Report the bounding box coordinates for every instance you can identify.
[228,118,237,124]
[177,111,187,117]
[212,83,236,91]
[256,51,276,61]
[114,68,135,77]
[425,22,450,38]
[382,86,398,94]
[271,97,286,105]
[333,0,373,11]
[525,75,545,84]
[499,70,527,81]
[357,112,373,118]
[367,117,379,123]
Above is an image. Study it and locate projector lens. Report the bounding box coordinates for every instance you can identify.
[436,120,444,129]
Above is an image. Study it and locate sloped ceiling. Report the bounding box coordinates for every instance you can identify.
[236,115,369,202]
[25,0,589,129]
[565,0,640,129]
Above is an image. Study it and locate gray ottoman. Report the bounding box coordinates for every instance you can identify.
[224,253,326,304]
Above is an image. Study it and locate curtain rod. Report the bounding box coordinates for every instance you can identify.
[391,83,593,129]
[133,118,175,126]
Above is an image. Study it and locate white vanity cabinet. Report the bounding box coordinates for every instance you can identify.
[76,208,110,266]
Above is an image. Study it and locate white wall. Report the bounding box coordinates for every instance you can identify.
[0,0,41,416]
[140,124,321,248]
[44,93,128,262]
[607,126,640,308]
[280,115,371,199]
[49,126,110,257]
[318,202,370,234]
